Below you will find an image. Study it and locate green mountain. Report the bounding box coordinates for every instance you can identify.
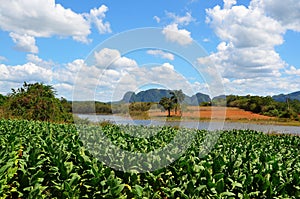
[121,89,211,105]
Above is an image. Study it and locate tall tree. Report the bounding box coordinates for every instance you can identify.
[159,97,174,117]
[170,90,185,115]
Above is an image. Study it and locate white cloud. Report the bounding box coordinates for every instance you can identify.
[53,59,85,85]
[94,48,137,69]
[147,49,175,60]
[0,0,90,42]
[204,0,287,80]
[166,11,195,26]
[0,62,53,83]
[161,62,175,70]
[160,11,194,46]
[221,76,300,96]
[94,48,120,67]
[0,1,111,52]
[200,0,300,96]
[9,33,38,53]
[54,53,201,101]
[0,50,205,101]
[162,24,193,46]
[0,56,7,63]
[26,54,54,69]
[285,66,300,76]
[153,16,161,23]
[257,0,300,32]
[206,4,284,48]
[200,42,286,79]
[223,0,237,9]
[88,5,111,34]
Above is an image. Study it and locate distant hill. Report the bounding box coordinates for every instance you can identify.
[120,89,300,105]
[272,91,300,102]
[121,89,211,106]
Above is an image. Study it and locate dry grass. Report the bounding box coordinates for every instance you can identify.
[149,106,274,120]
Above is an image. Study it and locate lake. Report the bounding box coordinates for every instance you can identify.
[76,114,300,135]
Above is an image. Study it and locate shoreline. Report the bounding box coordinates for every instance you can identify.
[78,114,300,127]
[77,106,300,127]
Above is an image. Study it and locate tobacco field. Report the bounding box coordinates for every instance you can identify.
[0,119,300,198]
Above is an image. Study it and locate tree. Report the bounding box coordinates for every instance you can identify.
[159,97,174,117]
[170,90,185,115]
[4,82,72,122]
[0,94,7,106]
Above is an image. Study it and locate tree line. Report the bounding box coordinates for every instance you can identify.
[1,83,299,122]
[209,95,300,120]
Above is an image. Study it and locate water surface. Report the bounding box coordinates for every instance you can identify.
[76,114,300,135]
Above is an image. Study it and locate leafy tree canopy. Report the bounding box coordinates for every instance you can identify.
[4,82,72,122]
[159,97,174,117]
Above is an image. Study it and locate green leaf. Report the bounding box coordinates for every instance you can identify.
[195,185,207,193]
[134,184,143,197]
[216,179,225,193]
[232,181,243,189]
[111,184,125,196]
[220,191,236,197]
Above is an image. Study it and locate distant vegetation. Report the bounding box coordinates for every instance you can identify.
[0,82,72,123]
[209,95,300,121]
[72,101,112,114]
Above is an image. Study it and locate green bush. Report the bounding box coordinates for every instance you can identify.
[3,82,72,123]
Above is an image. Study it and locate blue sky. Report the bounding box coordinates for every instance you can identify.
[0,0,300,101]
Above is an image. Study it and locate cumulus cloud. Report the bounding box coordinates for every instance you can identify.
[9,33,38,53]
[87,5,111,34]
[0,0,111,52]
[257,0,300,32]
[0,47,204,101]
[223,0,237,9]
[26,54,54,69]
[204,0,288,81]
[166,11,195,26]
[222,76,300,96]
[55,49,200,101]
[285,66,300,76]
[147,49,175,60]
[199,0,300,95]
[0,62,53,83]
[206,4,285,48]
[53,59,85,85]
[160,11,194,46]
[94,48,137,69]
[162,24,193,46]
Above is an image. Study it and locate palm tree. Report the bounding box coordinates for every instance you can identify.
[170,90,185,115]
